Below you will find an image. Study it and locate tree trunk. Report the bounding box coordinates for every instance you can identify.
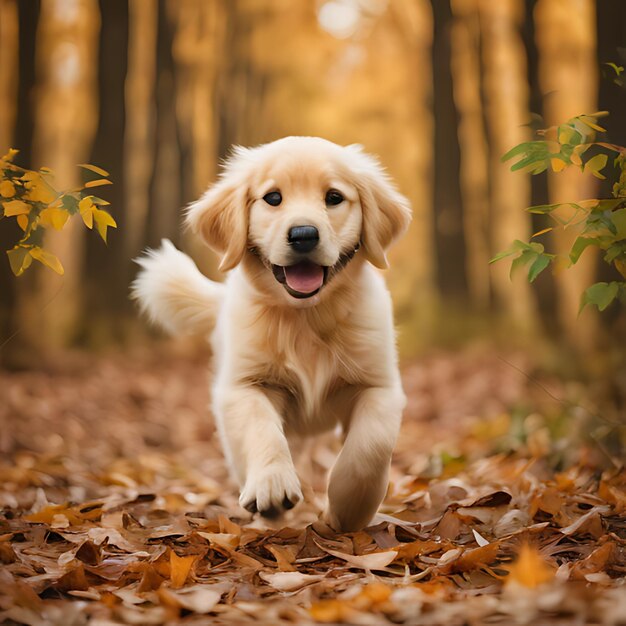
[123,0,157,260]
[431,0,467,304]
[450,0,490,310]
[0,0,19,351]
[168,0,225,280]
[480,0,536,333]
[15,0,100,355]
[0,0,18,154]
[384,0,436,345]
[534,0,598,348]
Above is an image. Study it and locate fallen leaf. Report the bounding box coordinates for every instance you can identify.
[505,544,555,589]
[169,551,198,589]
[316,543,397,571]
[259,571,324,591]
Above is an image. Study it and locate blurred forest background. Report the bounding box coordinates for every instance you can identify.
[0,0,625,366]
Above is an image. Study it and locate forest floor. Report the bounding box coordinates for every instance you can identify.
[0,343,625,625]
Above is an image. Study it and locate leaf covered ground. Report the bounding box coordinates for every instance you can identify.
[0,345,625,625]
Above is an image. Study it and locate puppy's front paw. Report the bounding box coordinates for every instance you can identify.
[239,464,302,518]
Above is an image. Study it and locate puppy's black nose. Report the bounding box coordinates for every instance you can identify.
[288,225,319,253]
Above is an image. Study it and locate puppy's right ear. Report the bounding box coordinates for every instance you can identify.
[185,147,252,272]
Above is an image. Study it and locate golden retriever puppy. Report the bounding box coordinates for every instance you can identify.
[133,136,411,531]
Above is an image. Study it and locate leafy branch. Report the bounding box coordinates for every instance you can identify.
[491,112,626,313]
[1,149,116,276]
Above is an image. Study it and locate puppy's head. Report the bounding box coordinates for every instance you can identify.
[186,137,411,306]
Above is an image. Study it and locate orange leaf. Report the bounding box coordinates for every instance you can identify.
[310,599,354,623]
[505,544,555,588]
[169,551,197,589]
[78,163,110,177]
[84,178,113,188]
[550,158,566,172]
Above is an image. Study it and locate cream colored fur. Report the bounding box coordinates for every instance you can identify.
[132,137,411,531]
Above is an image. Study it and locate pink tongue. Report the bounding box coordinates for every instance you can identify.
[284,262,324,294]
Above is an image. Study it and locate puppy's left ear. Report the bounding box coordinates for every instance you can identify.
[185,147,252,272]
[345,145,412,269]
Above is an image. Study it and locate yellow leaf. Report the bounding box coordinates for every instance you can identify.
[0,180,16,197]
[0,148,18,163]
[30,246,64,275]
[585,154,608,180]
[3,199,30,216]
[550,158,566,172]
[505,544,555,588]
[23,173,57,204]
[580,116,606,132]
[78,163,110,177]
[531,227,553,239]
[39,207,69,230]
[84,179,113,189]
[6,246,32,276]
[169,551,197,589]
[17,214,28,231]
[79,196,94,228]
[570,144,589,166]
[93,208,117,242]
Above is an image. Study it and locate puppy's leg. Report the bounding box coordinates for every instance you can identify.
[215,385,302,518]
[325,386,404,532]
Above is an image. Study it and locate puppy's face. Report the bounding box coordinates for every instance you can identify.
[186,137,411,307]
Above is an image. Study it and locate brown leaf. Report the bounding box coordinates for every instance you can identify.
[75,540,101,566]
[53,562,90,592]
[169,550,198,589]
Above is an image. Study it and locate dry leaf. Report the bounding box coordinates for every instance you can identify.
[259,571,323,591]
[505,544,555,588]
[316,543,397,571]
[169,551,198,589]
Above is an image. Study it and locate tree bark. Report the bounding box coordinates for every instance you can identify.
[123,0,157,260]
[15,0,100,355]
[480,0,536,332]
[450,0,490,310]
[0,0,18,154]
[535,0,598,347]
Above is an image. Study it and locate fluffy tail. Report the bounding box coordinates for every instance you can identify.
[131,239,224,337]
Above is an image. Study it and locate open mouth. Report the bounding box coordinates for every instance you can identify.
[271,261,327,299]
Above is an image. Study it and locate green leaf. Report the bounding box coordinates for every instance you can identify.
[528,254,552,282]
[579,281,620,313]
[604,62,624,76]
[527,203,561,214]
[510,249,535,279]
[61,194,80,215]
[569,237,601,265]
[604,242,626,264]
[558,125,582,146]
[584,153,608,179]
[501,142,541,163]
[489,240,530,264]
[612,208,626,237]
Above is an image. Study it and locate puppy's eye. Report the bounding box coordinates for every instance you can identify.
[263,191,282,206]
[325,190,344,206]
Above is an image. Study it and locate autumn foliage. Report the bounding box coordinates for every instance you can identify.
[492,111,626,312]
[1,149,116,277]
